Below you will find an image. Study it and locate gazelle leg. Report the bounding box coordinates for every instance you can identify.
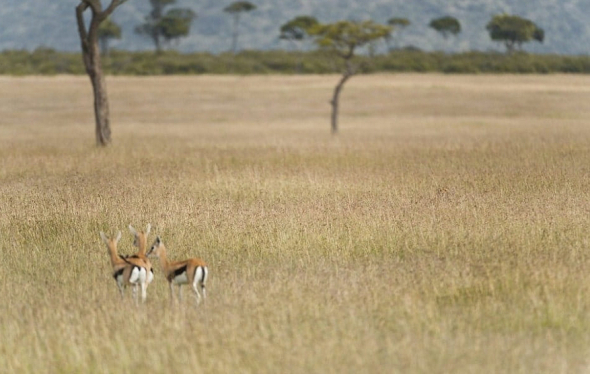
[201,282,206,301]
[169,282,175,306]
[140,282,147,303]
[197,267,207,303]
[178,285,183,302]
[117,282,124,298]
[192,282,202,305]
[132,285,138,305]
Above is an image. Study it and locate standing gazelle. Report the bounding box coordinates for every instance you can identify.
[147,236,208,305]
[100,231,149,303]
[128,224,154,285]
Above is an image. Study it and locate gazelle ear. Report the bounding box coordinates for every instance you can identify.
[156,236,161,244]
[115,231,122,243]
[146,223,151,235]
[128,225,137,236]
[99,231,109,245]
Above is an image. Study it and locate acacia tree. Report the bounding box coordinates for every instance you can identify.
[159,8,197,46]
[386,17,410,50]
[224,1,256,54]
[136,0,196,53]
[309,20,391,135]
[429,16,461,39]
[76,0,129,146]
[429,16,461,51]
[279,15,318,72]
[279,16,318,49]
[486,14,544,54]
[98,18,122,56]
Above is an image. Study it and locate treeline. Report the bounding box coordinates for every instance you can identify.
[3,48,590,75]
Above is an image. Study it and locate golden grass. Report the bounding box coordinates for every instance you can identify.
[2,74,590,373]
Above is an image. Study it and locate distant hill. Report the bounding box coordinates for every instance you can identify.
[1,0,589,54]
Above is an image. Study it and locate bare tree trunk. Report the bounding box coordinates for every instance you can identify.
[231,14,240,54]
[154,33,162,53]
[505,40,516,54]
[76,0,126,146]
[90,61,111,146]
[149,0,163,53]
[290,40,303,74]
[330,61,354,135]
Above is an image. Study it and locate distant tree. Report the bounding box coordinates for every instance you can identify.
[224,1,256,54]
[98,18,122,56]
[486,14,544,54]
[429,16,461,39]
[279,16,318,49]
[386,17,410,50]
[309,20,391,134]
[136,0,196,53]
[135,0,173,52]
[279,15,318,72]
[429,16,461,52]
[160,8,197,46]
[76,0,129,147]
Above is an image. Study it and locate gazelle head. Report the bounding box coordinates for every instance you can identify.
[147,236,164,258]
[128,223,151,248]
[100,231,122,250]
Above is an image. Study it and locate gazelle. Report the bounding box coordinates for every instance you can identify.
[100,231,149,303]
[147,236,208,305]
[128,223,154,285]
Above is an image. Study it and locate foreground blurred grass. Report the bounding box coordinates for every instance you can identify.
[2,74,590,372]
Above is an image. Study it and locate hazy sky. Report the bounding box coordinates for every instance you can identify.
[1,0,588,54]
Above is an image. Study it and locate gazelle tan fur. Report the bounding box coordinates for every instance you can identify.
[100,231,149,303]
[147,236,208,305]
[128,223,154,285]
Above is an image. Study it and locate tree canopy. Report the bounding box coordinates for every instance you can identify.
[310,20,392,59]
[279,16,319,43]
[486,14,544,53]
[160,8,197,43]
[429,16,461,39]
[98,18,122,40]
[223,1,256,14]
[136,0,196,52]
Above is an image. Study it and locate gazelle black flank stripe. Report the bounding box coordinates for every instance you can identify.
[113,267,124,280]
[173,265,188,279]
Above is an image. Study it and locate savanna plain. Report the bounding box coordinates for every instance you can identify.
[2,73,590,373]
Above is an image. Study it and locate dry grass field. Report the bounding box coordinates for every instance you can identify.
[2,73,590,373]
